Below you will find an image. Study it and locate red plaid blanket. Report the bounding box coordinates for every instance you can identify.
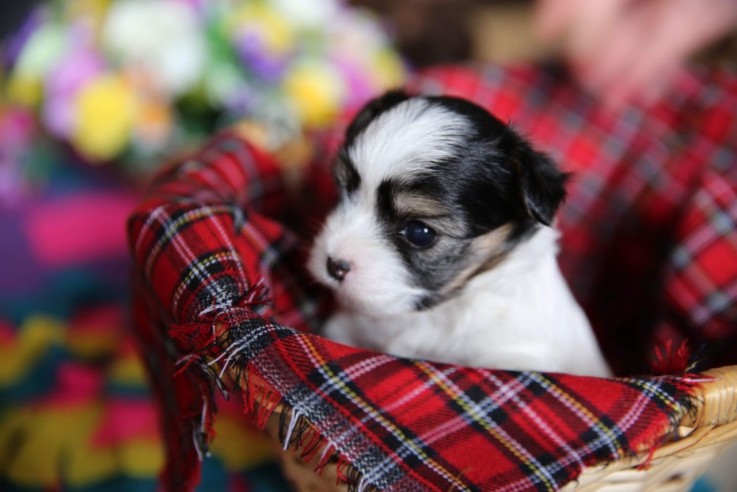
[128,63,736,491]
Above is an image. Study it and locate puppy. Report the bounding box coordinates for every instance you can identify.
[308,91,611,377]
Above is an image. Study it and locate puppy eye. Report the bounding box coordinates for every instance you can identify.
[402,220,437,248]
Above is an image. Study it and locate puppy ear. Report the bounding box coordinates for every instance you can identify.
[345,90,411,145]
[516,145,569,226]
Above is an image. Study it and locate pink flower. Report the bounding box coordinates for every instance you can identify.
[331,56,375,110]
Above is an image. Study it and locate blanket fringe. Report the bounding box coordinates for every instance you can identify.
[167,279,377,492]
[240,365,376,491]
[164,281,274,465]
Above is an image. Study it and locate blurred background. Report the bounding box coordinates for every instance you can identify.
[1,1,736,491]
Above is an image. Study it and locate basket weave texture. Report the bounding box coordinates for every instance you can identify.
[128,63,737,491]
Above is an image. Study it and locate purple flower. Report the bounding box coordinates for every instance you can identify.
[0,108,34,149]
[331,55,375,109]
[234,29,288,83]
[42,46,105,139]
[170,0,206,16]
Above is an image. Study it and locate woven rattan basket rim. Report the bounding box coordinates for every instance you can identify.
[681,365,737,427]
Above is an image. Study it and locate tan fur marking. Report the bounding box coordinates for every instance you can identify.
[439,224,514,296]
[393,193,448,218]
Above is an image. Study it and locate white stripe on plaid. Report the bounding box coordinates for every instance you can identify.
[417,367,560,491]
[288,335,469,491]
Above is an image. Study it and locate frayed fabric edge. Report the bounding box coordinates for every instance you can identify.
[168,288,383,492]
[237,361,382,492]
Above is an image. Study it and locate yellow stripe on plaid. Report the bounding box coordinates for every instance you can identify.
[173,249,245,311]
[417,364,559,492]
[529,374,626,458]
[295,335,471,492]
[624,378,684,413]
[139,204,236,280]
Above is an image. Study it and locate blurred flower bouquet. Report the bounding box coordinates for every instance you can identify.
[1,0,405,187]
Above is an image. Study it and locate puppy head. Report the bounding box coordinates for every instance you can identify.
[309,91,568,315]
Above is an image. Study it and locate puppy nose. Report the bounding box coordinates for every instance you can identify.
[327,257,351,281]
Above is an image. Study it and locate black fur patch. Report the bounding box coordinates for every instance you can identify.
[376,176,479,302]
[335,147,361,195]
[340,92,569,309]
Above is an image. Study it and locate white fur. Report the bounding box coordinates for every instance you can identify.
[308,200,424,314]
[349,98,470,185]
[319,227,611,377]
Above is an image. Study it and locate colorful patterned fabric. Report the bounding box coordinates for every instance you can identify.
[128,60,737,491]
[0,156,289,491]
[0,160,161,489]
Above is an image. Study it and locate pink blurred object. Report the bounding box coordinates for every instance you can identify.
[43,362,104,407]
[332,56,375,110]
[24,192,138,267]
[0,320,15,346]
[94,400,161,446]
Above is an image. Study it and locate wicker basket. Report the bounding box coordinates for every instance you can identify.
[258,366,737,492]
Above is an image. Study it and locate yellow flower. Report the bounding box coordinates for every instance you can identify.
[371,49,406,89]
[65,0,112,27]
[72,74,136,161]
[284,62,344,129]
[230,5,293,55]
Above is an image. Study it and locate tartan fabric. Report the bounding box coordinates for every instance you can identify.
[127,64,737,491]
